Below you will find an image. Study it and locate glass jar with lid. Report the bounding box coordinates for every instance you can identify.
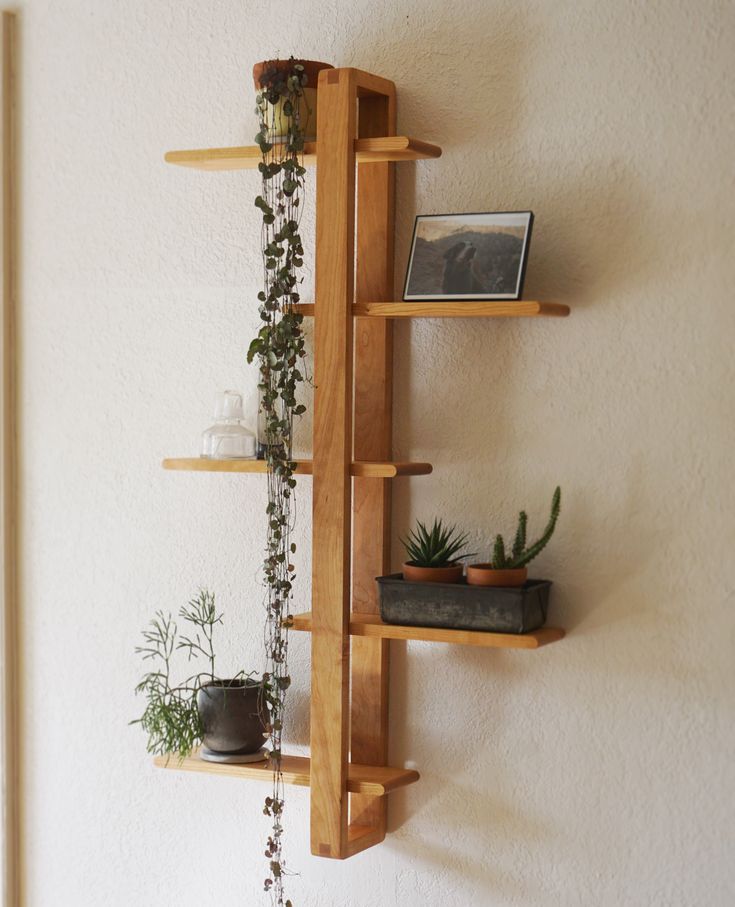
[201,391,256,459]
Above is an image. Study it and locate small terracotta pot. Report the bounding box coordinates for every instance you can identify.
[252,59,334,89]
[466,565,528,587]
[252,59,334,141]
[402,562,464,584]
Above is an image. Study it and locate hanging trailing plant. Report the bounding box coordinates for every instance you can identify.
[247,57,311,907]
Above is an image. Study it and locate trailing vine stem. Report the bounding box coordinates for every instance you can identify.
[247,58,309,907]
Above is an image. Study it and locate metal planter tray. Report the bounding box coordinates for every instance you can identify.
[376,573,552,634]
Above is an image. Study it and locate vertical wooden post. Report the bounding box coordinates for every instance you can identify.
[310,68,357,859]
[349,86,396,839]
[1,11,18,906]
[311,67,398,860]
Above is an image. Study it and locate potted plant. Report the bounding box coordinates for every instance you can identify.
[252,57,333,142]
[467,486,561,587]
[377,490,561,634]
[401,518,474,583]
[132,590,267,763]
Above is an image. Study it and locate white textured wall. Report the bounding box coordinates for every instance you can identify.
[19,1,735,905]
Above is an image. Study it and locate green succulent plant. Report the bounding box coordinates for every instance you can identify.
[489,486,561,569]
[402,518,474,568]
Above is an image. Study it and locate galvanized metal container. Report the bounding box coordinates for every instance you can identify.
[376,574,552,634]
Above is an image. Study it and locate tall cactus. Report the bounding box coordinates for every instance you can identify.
[492,534,506,569]
[512,486,561,568]
[489,487,561,569]
[512,511,527,561]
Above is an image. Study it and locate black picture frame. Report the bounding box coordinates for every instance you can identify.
[402,211,534,302]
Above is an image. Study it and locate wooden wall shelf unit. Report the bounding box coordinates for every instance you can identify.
[160,67,568,861]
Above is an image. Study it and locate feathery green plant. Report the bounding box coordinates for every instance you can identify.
[132,590,252,760]
[402,518,474,568]
[489,487,561,569]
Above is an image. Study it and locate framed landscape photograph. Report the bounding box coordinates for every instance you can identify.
[403,211,534,302]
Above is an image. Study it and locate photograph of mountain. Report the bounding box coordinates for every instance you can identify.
[403,212,533,301]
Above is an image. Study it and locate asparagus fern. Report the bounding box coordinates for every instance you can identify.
[132,590,246,759]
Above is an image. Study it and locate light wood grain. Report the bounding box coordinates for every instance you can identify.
[310,66,357,860]
[1,14,19,907]
[361,301,570,317]
[354,135,440,160]
[350,85,396,837]
[163,458,313,473]
[351,461,431,477]
[154,751,419,796]
[349,68,397,99]
[293,301,570,318]
[291,612,566,649]
[346,824,386,857]
[161,458,431,477]
[164,135,441,171]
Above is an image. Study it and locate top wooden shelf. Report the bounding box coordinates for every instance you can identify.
[164,136,442,171]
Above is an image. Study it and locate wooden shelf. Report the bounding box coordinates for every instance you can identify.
[162,458,432,477]
[294,301,570,318]
[154,751,419,796]
[164,136,441,171]
[291,611,565,649]
[162,67,567,861]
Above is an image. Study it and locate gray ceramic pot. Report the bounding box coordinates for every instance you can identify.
[197,679,267,755]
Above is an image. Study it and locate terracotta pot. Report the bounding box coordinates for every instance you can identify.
[466,565,528,587]
[402,562,464,584]
[252,59,334,141]
[252,59,334,89]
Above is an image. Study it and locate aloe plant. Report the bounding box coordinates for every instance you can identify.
[489,486,561,569]
[402,518,474,567]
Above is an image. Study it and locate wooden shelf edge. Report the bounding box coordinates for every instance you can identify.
[153,751,419,796]
[355,135,441,162]
[311,824,387,861]
[164,145,318,170]
[162,457,311,474]
[293,301,570,318]
[346,824,385,857]
[161,458,431,477]
[290,611,565,649]
[164,135,441,171]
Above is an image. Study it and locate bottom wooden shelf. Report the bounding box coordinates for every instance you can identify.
[154,750,419,796]
[291,612,565,649]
